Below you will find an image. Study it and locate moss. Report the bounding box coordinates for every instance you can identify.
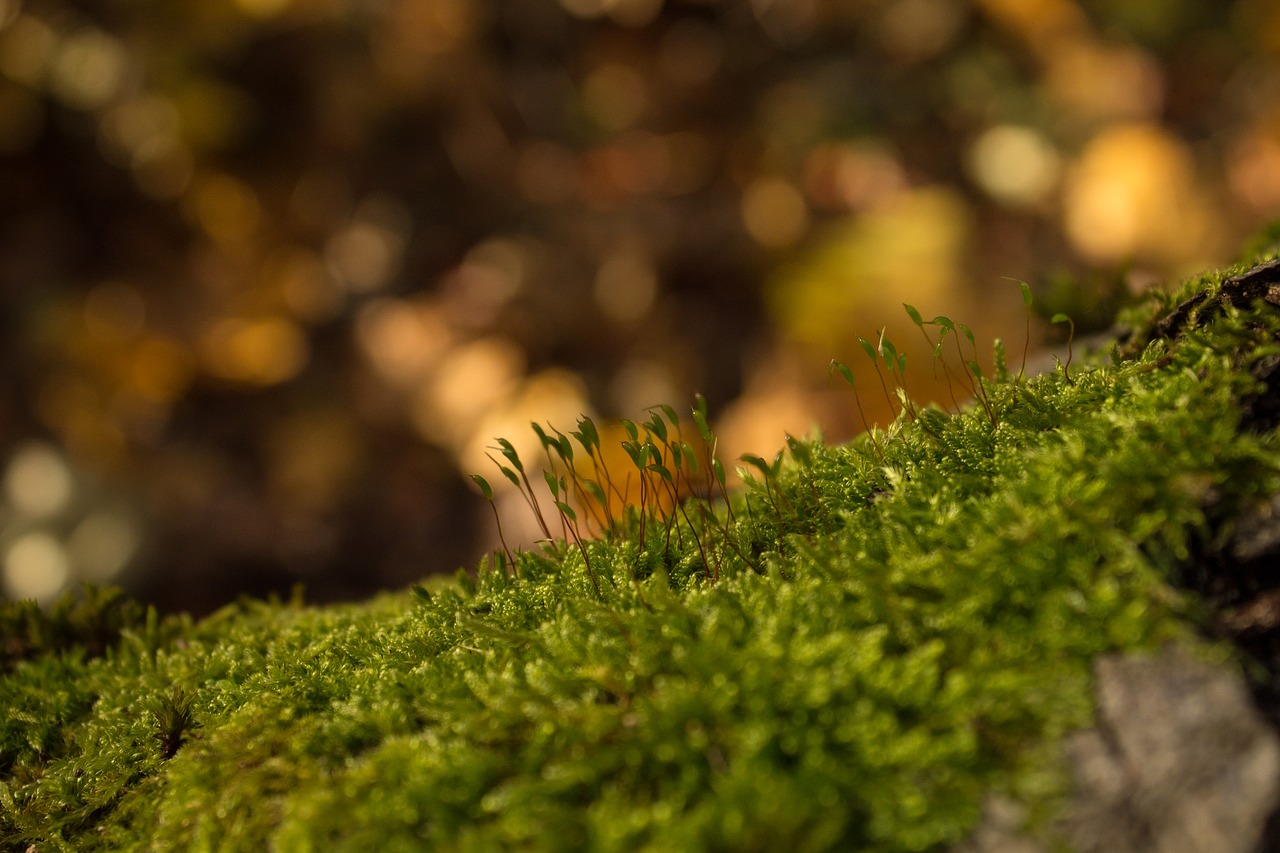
[6,242,1280,850]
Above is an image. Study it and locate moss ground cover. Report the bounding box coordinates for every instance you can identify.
[6,247,1280,850]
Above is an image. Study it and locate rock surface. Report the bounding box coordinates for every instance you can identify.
[959,647,1280,853]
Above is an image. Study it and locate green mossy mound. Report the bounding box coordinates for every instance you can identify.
[6,245,1280,851]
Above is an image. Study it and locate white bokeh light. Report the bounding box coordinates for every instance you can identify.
[4,531,71,603]
[5,442,74,519]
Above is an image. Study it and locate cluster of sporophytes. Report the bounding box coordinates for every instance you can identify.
[468,280,1067,592]
[5,251,1280,850]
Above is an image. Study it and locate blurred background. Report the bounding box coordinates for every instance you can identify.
[1,0,1278,614]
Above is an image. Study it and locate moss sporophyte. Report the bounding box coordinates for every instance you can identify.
[5,246,1280,850]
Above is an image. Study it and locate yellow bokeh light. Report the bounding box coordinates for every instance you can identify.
[1064,122,1218,267]
[0,15,58,87]
[325,198,411,293]
[414,338,525,448]
[357,297,452,387]
[767,186,974,355]
[172,80,255,153]
[100,96,192,197]
[461,368,592,480]
[34,374,127,466]
[49,28,127,110]
[716,383,819,476]
[742,177,810,248]
[328,221,403,292]
[975,0,1087,53]
[201,316,309,385]
[374,0,480,93]
[1046,42,1163,124]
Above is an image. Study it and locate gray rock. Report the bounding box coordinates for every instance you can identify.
[952,795,1046,853]
[955,647,1280,853]
[1064,647,1280,853]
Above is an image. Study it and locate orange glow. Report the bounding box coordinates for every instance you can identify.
[201,316,309,385]
[1064,123,1219,267]
[461,369,592,480]
[975,0,1087,53]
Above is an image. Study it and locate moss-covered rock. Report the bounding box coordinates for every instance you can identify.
[7,244,1280,851]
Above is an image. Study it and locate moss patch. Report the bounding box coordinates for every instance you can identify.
[6,247,1280,850]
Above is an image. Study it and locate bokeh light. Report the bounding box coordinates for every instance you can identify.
[5,443,73,519]
[742,177,810,249]
[1064,122,1218,268]
[48,28,126,110]
[968,126,1062,208]
[68,511,139,584]
[5,532,70,603]
[2,0,1279,613]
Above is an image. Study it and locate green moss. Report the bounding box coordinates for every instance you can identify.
[6,244,1280,850]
